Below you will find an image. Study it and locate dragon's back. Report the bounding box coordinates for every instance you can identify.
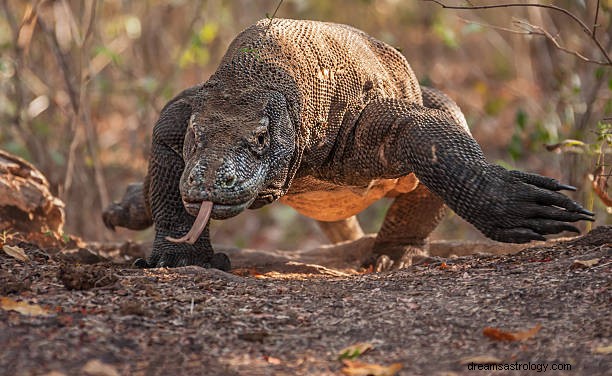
[201,19,425,221]
[211,19,422,166]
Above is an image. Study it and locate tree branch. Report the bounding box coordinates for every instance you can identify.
[512,19,609,66]
[593,0,600,37]
[424,0,612,65]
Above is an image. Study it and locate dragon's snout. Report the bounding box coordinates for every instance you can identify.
[181,157,265,219]
[218,172,237,188]
[184,158,242,190]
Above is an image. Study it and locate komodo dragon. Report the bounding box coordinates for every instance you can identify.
[103,18,594,271]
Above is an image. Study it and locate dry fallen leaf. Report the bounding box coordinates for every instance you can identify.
[232,268,263,278]
[360,264,375,274]
[0,297,51,317]
[459,355,503,365]
[483,324,541,341]
[82,359,120,376]
[264,355,281,365]
[2,244,30,262]
[338,342,374,360]
[571,258,601,269]
[341,359,402,376]
[17,4,38,55]
[594,345,612,354]
[590,166,611,207]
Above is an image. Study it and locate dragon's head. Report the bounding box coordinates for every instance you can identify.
[180,88,296,220]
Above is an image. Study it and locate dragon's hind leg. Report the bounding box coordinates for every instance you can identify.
[371,184,446,271]
[317,216,364,244]
[103,182,152,231]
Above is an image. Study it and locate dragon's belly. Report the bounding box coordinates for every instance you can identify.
[280,174,419,221]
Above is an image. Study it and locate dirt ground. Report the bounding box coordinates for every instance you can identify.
[0,226,610,376]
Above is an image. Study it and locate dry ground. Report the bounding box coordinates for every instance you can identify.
[0,226,610,376]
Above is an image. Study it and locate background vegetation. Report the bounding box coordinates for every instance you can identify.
[1,0,610,250]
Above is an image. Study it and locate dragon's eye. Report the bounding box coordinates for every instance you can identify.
[250,117,270,155]
[184,114,198,157]
[184,128,196,156]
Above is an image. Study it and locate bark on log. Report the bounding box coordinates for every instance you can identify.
[0,149,65,236]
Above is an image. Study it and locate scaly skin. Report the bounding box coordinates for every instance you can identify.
[103,19,593,271]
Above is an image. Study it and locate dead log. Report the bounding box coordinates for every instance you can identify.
[0,149,65,237]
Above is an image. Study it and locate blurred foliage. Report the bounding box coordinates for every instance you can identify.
[0,0,610,249]
[180,22,218,68]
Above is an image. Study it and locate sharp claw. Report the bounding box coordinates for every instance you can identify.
[375,255,394,272]
[495,228,546,243]
[576,208,594,216]
[558,184,576,191]
[102,213,116,231]
[573,213,595,222]
[133,258,149,268]
[534,234,547,242]
[565,225,580,233]
[211,253,232,271]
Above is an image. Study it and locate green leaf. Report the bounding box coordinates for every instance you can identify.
[532,121,555,146]
[461,23,483,35]
[485,98,505,116]
[198,23,218,44]
[179,49,199,68]
[515,109,527,130]
[557,139,586,148]
[508,133,523,161]
[433,22,459,49]
[543,139,587,154]
[92,45,122,65]
[32,121,51,137]
[419,76,433,87]
[50,150,65,166]
[605,99,612,115]
[495,159,515,170]
[338,343,373,360]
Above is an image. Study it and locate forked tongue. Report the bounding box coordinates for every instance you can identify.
[165,201,213,244]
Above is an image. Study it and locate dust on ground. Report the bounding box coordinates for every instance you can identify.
[0,226,610,375]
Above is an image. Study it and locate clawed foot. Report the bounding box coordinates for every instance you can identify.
[102,183,152,231]
[373,253,446,271]
[468,167,594,243]
[133,232,231,271]
[365,245,435,272]
[134,252,231,271]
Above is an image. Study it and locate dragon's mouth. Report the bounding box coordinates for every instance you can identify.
[209,201,252,219]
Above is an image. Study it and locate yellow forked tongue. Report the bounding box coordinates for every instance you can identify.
[165,201,213,244]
